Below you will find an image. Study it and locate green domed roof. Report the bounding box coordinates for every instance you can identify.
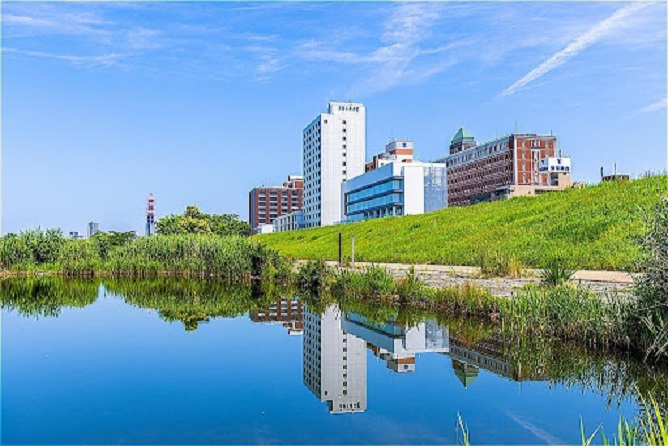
[452,359,479,389]
[451,127,475,144]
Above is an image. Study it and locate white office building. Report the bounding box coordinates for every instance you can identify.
[303,102,366,228]
[342,313,449,373]
[303,305,367,414]
[341,140,447,223]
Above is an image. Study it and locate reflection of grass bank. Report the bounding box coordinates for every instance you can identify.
[260,175,666,271]
[103,278,285,331]
[0,277,98,317]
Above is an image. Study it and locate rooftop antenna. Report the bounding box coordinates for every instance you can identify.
[514,120,518,134]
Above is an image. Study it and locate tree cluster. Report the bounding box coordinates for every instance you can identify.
[156,206,251,237]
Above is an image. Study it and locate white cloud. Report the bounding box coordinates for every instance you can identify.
[297,3,461,93]
[500,2,653,97]
[3,48,126,68]
[639,98,668,113]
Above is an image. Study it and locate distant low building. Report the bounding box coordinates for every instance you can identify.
[602,174,630,182]
[434,128,572,207]
[87,221,100,238]
[341,140,447,223]
[256,223,274,235]
[273,210,305,233]
[68,231,84,239]
[600,165,630,182]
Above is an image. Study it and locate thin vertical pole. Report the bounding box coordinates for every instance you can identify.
[351,234,355,267]
[338,233,342,266]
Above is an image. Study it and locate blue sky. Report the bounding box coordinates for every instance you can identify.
[2,1,666,234]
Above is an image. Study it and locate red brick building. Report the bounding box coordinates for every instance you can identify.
[249,175,304,233]
[436,127,571,207]
[249,298,304,335]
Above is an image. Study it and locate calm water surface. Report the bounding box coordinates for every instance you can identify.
[2,278,666,444]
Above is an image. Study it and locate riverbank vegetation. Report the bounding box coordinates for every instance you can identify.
[156,206,251,237]
[258,175,666,271]
[295,194,667,361]
[0,231,290,281]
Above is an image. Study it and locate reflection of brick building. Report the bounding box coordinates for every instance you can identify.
[249,298,304,335]
[435,128,571,207]
[248,175,304,234]
[448,333,547,384]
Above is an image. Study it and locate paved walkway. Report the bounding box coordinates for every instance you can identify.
[300,260,635,297]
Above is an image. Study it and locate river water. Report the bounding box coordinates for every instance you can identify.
[2,278,665,444]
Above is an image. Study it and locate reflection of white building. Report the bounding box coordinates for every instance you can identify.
[303,305,367,413]
[342,313,449,373]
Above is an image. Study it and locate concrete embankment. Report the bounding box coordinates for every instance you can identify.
[302,260,635,297]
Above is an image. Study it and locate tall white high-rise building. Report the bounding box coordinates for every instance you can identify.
[303,102,366,228]
[303,305,367,414]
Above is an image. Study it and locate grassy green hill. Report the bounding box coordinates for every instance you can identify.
[257,175,667,271]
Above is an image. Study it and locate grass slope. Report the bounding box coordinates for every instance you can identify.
[258,175,667,271]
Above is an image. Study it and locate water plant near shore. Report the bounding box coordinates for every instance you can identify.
[634,196,668,361]
[540,258,575,286]
[580,397,668,446]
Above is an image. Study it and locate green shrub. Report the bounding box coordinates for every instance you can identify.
[634,196,668,359]
[296,260,329,292]
[540,258,575,286]
[396,267,428,302]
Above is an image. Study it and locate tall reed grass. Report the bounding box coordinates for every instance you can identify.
[0,231,289,282]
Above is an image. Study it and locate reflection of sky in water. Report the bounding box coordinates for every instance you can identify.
[2,287,642,444]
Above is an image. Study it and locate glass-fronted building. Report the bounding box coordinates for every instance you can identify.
[341,161,447,223]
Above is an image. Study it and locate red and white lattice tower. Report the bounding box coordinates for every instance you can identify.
[145,193,156,236]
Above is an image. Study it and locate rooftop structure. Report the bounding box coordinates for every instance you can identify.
[365,140,415,172]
